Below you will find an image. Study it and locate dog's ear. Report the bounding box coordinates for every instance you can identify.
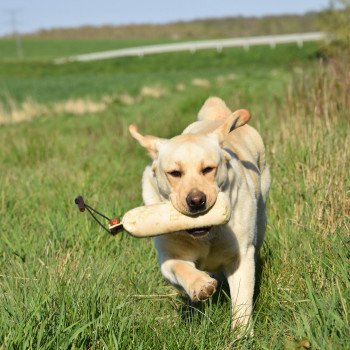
[129,124,166,159]
[211,109,251,144]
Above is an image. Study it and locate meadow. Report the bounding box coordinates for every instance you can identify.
[0,40,349,349]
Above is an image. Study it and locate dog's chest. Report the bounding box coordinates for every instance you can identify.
[196,234,238,272]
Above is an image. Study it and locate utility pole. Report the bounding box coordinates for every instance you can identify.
[7,9,23,59]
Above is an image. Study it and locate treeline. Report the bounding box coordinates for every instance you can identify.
[22,12,321,40]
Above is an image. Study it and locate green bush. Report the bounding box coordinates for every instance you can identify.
[319,0,350,56]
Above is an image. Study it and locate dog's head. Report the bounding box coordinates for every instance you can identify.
[129,109,250,216]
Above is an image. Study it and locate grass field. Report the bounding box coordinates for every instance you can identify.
[0,42,319,102]
[0,41,349,349]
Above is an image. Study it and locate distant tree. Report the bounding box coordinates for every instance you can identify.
[320,0,350,55]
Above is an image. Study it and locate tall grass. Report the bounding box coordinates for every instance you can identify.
[277,58,350,236]
[259,57,350,348]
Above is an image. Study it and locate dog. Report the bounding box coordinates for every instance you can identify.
[129,97,270,332]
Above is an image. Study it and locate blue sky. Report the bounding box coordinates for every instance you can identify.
[0,0,330,36]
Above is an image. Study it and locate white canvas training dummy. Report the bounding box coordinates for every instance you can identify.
[109,191,231,237]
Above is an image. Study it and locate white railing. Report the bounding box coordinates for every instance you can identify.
[55,32,325,64]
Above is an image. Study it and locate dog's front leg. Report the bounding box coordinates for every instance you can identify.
[225,245,255,332]
[161,259,218,302]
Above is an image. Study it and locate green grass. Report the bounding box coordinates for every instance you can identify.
[0,42,349,349]
[0,42,318,106]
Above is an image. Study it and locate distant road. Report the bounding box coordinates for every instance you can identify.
[55,32,325,64]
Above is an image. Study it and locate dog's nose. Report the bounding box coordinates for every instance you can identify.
[186,190,206,212]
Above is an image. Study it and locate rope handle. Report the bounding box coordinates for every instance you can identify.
[74,195,123,236]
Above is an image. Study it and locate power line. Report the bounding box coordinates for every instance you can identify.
[5,9,23,59]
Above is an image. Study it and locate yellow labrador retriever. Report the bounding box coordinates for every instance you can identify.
[129,97,270,331]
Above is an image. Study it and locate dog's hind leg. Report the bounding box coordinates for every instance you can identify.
[256,165,271,251]
[197,97,232,121]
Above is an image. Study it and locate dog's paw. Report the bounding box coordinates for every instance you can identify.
[189,276,218,302]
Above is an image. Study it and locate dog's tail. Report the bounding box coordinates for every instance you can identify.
[197,97,232,122]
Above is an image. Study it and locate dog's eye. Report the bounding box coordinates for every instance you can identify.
[168,170,182,178]
[202,167,214,175]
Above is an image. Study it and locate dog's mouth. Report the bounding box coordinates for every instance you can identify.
[186,226,212,238]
